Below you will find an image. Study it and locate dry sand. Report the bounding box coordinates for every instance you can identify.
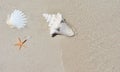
[0,0,120,72]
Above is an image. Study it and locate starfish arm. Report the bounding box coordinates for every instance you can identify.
[19,46,22,50]
[22,40,27,44]
[15,43,19,46]
[18,37,21,42]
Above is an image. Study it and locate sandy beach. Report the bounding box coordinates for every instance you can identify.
[0,0,120,72]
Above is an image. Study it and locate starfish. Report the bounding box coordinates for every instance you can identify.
[15,37,27,50]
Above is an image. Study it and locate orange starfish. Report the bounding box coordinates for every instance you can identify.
[15,37,27,50]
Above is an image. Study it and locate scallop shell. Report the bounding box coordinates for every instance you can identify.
[43,13,74,37]
[6,9,27,29]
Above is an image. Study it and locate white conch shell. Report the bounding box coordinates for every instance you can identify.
[43,13,74,37]
[6,9,27,29]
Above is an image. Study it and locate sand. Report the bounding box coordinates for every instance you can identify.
[0,0,120,72]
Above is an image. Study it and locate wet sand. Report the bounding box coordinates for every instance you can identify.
[0,0,120,72]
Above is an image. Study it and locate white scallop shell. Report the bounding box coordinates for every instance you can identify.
[6,9,27,29]
[43,13,74,37]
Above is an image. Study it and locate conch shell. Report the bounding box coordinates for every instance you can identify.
[43,13,74,37]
